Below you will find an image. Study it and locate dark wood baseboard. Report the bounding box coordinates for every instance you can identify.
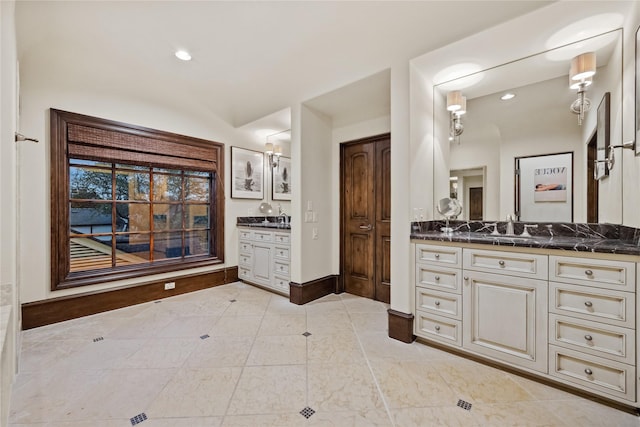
[388,309,415,343]
[289,275,338,305]
[22,267,239,330]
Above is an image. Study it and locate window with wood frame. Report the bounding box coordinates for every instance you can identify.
[50,109,225,290]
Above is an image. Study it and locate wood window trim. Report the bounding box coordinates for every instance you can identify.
[51,109,225,291]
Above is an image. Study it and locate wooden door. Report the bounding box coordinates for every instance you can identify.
[340,134,390,302]
[587,134,598,223]
[468,187,483,220]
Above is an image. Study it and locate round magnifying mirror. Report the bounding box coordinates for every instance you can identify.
[436,197,462,233]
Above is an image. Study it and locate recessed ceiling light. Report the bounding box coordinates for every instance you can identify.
[500,93,516,101]
[175,50,192,61]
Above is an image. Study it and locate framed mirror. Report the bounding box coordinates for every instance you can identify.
[435,29,622,223]
[636,25,640,155]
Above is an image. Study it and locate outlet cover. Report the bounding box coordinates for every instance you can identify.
[164,282,176,290]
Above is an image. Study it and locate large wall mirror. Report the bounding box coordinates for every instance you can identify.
[434,29,622,223]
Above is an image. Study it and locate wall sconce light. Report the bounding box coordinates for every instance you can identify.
[447,90,466,143]
[601,140,636,172]
[569,52,596,125]
[265,141,282,169]
[265,129,290,169]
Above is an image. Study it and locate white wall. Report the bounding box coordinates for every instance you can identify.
[622,2,640,228]
[1,0,19,423]
[390,62,412,314]
[298,105,333,283]
[409,64,434,221]
[17,44,281,303]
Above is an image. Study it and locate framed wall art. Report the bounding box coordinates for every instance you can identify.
[231,146,264,199]
[272,156,291,201]
[515,152,573,222]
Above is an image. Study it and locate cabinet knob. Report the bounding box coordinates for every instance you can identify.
[280,251,283,255]
[585,270,593,276]
[435,325,441,332]
[584,301,593,308]
[434,254,440,259]
[584,335,593,341]
[584,368,593,375]
[435,301,440,306]
[498,260,505,266]
[434,275,440,281]
[464,276,469,281]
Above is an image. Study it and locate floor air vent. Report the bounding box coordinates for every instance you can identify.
[457,399,472,411]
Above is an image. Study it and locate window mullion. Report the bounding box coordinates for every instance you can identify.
[111,163,117,268]
[150,168,155,262]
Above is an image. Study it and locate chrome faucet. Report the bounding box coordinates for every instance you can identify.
[277,204,288,224]
[505,214,515,236]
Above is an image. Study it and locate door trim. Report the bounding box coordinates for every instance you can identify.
[339,133,391,300]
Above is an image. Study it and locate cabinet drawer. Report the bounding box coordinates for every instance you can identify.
[253,231,273,242]
[239,241,253,254]
[415,288,462,320]
[549,345,635,401]
[416,244,462,268]
[549,314,635,365]
[549,282,635,328]
[549,256,635,292]
[415,264,461,294]
[415,311,462,347]
[274,246,290,261]
[273,276,290,292]
[238,266,251,280]
[274,260,290,277]
[238,229,253,240]
[239,253,252,266]
[463,248,547,279]
[274,233,290,244]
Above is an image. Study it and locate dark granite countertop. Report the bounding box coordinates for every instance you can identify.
[237,216,291,230]
[411,221,640,256]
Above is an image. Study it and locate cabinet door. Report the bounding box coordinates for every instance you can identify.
[463,271,548,373]
[252,243,272,285]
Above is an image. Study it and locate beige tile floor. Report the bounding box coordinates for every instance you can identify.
[8,281,640,426]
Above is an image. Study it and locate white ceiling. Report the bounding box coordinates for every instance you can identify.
[15,1,551,128]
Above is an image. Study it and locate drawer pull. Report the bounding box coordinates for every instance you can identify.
[498,260,505,266]
[584,368,593,376]
[279,251,283,255]
[434,275,440,281]
[435,325,441,332]
[584,335,593,341]
[434,254,440,259]
[434,301,440,306]
[585,269,593,276]
[584,301,593,308]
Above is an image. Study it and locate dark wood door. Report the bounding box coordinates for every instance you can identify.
[587,134,598,223]
[341,134,390,303]
[469,187,483,220]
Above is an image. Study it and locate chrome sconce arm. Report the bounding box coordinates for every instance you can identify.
[593,140,635,177]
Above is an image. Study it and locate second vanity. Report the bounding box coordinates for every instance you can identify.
[237,216,291,295]
[411,221,640,408]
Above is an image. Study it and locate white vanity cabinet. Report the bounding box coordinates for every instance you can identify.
[412,241,639,406]
[548,255,636,401]
[238,227,290,295]
[414,244,463,347]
